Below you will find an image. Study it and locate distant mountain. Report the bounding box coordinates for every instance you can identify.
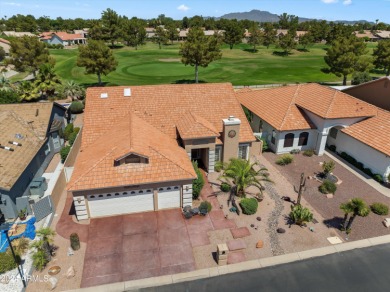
[219,9,373,24]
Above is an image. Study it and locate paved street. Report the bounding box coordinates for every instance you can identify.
[140,243,390,292]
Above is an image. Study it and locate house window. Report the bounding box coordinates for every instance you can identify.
[271,130,276,145]
[298,132,309,146]
[283,133,295,148]
[215,146,222,162]
[329,128,338,139]
[238,144,249,160]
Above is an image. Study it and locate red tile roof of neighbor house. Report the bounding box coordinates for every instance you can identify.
[54,32,84,40]
[0,38,10,44]
[69,83,254,191]
[237,83,378,131]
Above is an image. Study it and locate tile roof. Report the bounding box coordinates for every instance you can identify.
[82,83,255,148]
[237,83,377,131]
[342,108,390,156]
[176,111,219,139]
[0,38,10,44]
[0,103,54,190]
[236,86,316,131]
[48,32,85,41]
[68,111,196,192]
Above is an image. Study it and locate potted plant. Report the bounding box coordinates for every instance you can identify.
[18,208,27,221]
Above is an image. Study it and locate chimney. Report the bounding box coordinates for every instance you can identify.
[222,116,241,162]
[124,88,131,97]
[100,93,108,99]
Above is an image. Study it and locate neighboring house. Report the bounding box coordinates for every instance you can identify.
[277,29,307,41]
[354,30,379,42]
[145,27,156,38]
[374,31,390,40]
[68,83,257,219]
[2,31,36,37]
[0,38,10,55]
[237,83,390,181]
[40,32,86,46]
[342,77,390,111]
[73,29,89,38]
[178,29,224,40]
[0,103,66,219]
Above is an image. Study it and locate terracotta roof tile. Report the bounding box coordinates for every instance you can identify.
[177,111,219,139]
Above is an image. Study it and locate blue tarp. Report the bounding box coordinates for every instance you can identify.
[0,217,36,253]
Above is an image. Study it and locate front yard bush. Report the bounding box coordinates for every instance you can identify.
[289,205,313,226]
[60,145,71,163]
[63,123,74,140]
[276,154,294,166]
[370,202,389,215]
[0,249,20,273]
[373,174,383,183]
[319,180,337,194]
[261,138,268,151]
[220,182,231,192]
[199,201,212,213]
[322,160,335,175]
[69,101,84,114]
[68,127,80,146]
[192,161,204,200]
[70,233,80,251]
[214,161,224,172]
[303,149,314,157]
[239,198,258,215]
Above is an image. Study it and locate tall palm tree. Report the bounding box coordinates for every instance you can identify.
[34,63,61,98]
[219,158,271,198]
[339,202,353,230]
[61,80,85,101]
[341,198,370,233]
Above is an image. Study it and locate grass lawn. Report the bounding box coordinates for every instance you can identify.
[50,42,380,87]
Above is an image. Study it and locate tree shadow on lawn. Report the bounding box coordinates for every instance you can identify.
[173,79,207,84]
[272,51,292,57]
[242,48,258,53]
[323,217,344,230]
[297,48,310,52]
[79,81,110,87]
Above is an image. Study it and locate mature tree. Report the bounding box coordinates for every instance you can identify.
[166,23,179,44]
[262,22,277,49]
[182,16,189,29]
[278,31,297,54]
[7,36,51,77]
[278,13,298,30]
[60,80,85,101]
[0,47,5,62]
[308,20,330,43]
[340,198,370,233]
[37,16,51,31]
[326,23,354,44]
[248,25,263,52]
[101,8,122,47]
[88,20,106,41]
[123,17,147,49]
[324,36,367,85]
[189,15,204,28]
[153,26,168,49]
[77,40,118,85]
[0,75,17,92]
[223,19,244,50]
[34,64,61,98]
[351,71,372,85]
[219,158,271,198]
[373,40,390,76]
[179,27,222,83]
[299,32,314,50]
[18,81,39,101]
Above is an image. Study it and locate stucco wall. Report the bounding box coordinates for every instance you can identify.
[49,35,65,45]
[276,129,317,154]
[249,115,277,152]
[335,132,390,179]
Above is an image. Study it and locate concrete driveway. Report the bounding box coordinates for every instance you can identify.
[81,210,196,288]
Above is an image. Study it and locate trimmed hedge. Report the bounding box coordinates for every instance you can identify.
[220,182,231,192]
[370,202,389,215]
[69,101,84,114]
[69,127,80,146]
[319,180,337,194]
[192,161,204,200]
[60,145,71,163]
[276,154,294,166]
[239,198,258,215]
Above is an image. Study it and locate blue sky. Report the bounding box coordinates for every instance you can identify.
[1,0,389,23]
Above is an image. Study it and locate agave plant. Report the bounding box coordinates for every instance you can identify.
[289,204,313,226]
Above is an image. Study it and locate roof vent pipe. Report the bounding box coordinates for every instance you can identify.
[228,115,235,120]
[8,141,22,146]
[0,145,14,151]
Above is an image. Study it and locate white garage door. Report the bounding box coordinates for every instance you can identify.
[87,189,154,218]
[158,186,181,209]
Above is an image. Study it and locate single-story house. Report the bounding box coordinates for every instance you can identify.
[68,83,258,219]
[0,102,66,219]
[354,30,379,42]
[40,32,86,46]
[0,38,10,55]
[374,31,390,40]
[342,77,390,111]
[237,83,390,182]
[73,29,89,38]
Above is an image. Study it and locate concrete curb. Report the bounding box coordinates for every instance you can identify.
[64,234,390,292]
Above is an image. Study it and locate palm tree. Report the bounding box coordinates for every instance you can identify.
[18,81,39,101]
[36,227,56,259]
[339,202,353,230]
[219,158,271,198]
[34,63,61,98]
[341,198,370,233]
[61,80,85,101]
[0,74,16,92]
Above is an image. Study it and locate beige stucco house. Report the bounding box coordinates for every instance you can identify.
[68,83,258,220]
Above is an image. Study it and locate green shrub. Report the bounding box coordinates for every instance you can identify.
[373,174,383,183]
[322,160,335,175]
[239,198,258,215]
[68,128,80,146]
[69,101,84,114]
[32,249,49,271]
[64,123,74,140]
[328,145,336,152]
[289,205,313,226]
[192,161,204,200]
[60,145,71,163]
[70,233,80,251]
[0,90,20,104]
[303,149,314,157]
[260,138,268,151]
[199,201,212,213]
[290,149,300,155]
[0,249,20,273]
[276,154,294,166]
[356,162,364,170]
[319,180,337,194]
[220,182,231,192]
[214,161,224,172]
[363,168,373,177]
[370,202,389,215]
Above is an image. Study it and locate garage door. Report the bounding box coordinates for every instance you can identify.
[87,189,154,218]
[158,186,181,209]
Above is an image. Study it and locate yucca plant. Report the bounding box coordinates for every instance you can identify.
[289,205,313,226]
[32,249,48,271]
